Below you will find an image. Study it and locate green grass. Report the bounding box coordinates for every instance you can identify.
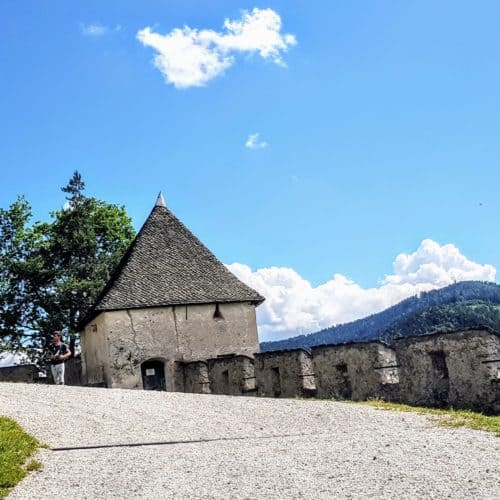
[361,400,500,436]
[0,417,42,498]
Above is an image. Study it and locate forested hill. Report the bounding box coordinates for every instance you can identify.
[260,281,500,352]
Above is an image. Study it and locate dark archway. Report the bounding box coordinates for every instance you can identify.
[141,360,166,391]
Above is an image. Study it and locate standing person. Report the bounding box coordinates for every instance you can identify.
[48,331,71,385]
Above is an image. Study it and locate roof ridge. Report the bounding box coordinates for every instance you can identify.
[80,201,264,328]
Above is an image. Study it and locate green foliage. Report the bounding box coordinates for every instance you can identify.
[25,460,42,472]
[380,300,500,342]
[0,171,135,362]
[0,417,41,498]
[0,197,44,354]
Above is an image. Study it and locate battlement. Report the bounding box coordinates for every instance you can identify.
[181,328,500,413]
[2,328,498,413]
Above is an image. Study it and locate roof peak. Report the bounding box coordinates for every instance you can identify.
[155,192,166,207]
[84,200,265,318]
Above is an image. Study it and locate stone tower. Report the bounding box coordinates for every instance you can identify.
[79,194,264,390]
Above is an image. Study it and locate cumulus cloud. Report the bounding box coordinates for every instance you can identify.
[227,239,496,341]
[81,23,122,37]
[245,133,268,149]
[137,8,296,88]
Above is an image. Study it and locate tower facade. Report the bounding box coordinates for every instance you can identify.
[80,194,264,390]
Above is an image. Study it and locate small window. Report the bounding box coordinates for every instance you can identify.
[213,303,224,320]
[334,363,352,399]
[222,369,229,389]
[430,351,449,380]
[335,364,348,374]
[271,367,281,397]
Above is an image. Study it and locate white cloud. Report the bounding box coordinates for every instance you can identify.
[81,23,109,36]
[137,8,296,88]
[245,133,268,149]
[81,23,122,37]
[227,239,496,341]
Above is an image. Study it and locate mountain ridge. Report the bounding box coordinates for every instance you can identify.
[260,281,500,352]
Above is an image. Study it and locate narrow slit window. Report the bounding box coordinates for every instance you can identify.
[222,369,229,389]
[213,303,224,320]
[271,367,281,397]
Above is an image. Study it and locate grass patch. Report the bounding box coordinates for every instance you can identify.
[361,400,500,437]
[0,417,42,498]
[25,460,42,472]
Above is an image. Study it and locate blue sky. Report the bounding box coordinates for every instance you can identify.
[1,1,499,340]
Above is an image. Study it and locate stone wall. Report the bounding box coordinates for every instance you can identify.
[80,301,259,390]
[0,364,41,383]
[312,342,399,401]
[80,311,110,387]
[182,361,210,394]
[394,328,500,412]
[207,355,256,395]
[75,327,500,413]
[255,349,316,398]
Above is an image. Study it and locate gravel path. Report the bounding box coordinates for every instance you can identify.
[1,383,499,499]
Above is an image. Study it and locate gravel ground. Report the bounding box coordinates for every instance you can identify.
[1,383,499,499]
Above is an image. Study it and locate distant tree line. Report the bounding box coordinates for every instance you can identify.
[0,172,135,363]
[379,300,500,343]
[260,281,500,352]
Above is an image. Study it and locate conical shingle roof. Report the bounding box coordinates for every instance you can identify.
[89,197,264,316]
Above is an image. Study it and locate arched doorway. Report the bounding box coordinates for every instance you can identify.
[141,360,166,391]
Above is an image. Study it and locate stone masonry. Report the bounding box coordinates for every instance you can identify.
[207,355,256,395]
[4,329,498,413]
[254,349,316,398]
[394,328,500,413]
[312,341,399,401]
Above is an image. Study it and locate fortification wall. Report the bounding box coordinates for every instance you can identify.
[255,349,315,398]
[394,329,500,412]
[181,328,498,412]
[182,361,210,394]
[8,328,499,413]
[0,358,81,385]
[312,342,399,401]
[0,364,41,383]
[207,355,256,395]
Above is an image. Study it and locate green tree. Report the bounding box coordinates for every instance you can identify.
[0,172,135,363]
[0,196,42,354]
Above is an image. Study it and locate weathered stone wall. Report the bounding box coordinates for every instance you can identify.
[182,361,210,394]
[0,364,41,383]
[81,301,259,391]
[395,329,500,412]
[81,312,110,387]
[255,349,316,398]
[312,342,400,401]
[207,355,256,395]
[80,321,499,413]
